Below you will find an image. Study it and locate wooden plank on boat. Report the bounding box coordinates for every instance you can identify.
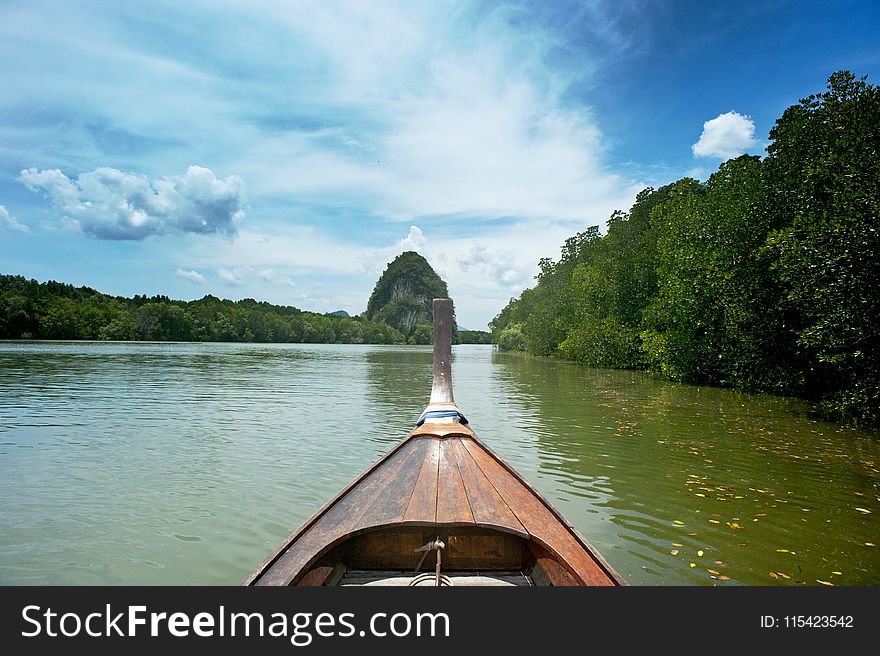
[295,565,336,587]
[449,437,527,536]
[528,543,580,586]
[436,439,475,525]
[458,436,616,586]
[403,438,441,523]
[354,437,431,528]
[254,437,426,586]
[340,527,525,571]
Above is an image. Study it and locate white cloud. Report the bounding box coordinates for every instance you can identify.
[217,265,295,289]
[175,268,205,284]
[399,225,426,252]
[454,243,531,291]
[187,220,593,329]
[105,0,639,225]
[258,268,296,288]
[0,204,29,232]
[418,218,584,328]
[18,165,245,240]
[692,111,757,159]
[216,266,247,285]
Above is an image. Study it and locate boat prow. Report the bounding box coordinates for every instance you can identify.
[244,300,625,587]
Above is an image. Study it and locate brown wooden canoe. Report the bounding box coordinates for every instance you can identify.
[243,299,625,587]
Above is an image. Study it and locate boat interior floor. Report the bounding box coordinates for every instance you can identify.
[339,570,534,586]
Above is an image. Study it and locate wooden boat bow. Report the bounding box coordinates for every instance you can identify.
[244,299,625,586]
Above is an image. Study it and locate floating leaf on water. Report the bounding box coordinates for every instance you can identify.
[855,507,871,514]
[673,520,685,525]
[831,571,842,575]
[866,543,876,547]
[715,560,724,566]
[708,569,720,576]
[697,550,704,557]
[688,532,699,536]
[689,563,696,568]
[816,580,834,586]
[695,493,706,497]
[729,523,742,529]
[717,575,730,581]
[755,513,766,517]
[671,550,679,556]
[672,543,684,547]
[778,572,791,579]
[769,571,779,579]
[776,549,790,553]
[734,495,744,499]
[709,519,721,524]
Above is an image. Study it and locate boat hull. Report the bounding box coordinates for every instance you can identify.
[244,424,624,586]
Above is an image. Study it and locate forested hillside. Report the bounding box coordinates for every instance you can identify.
[365,251,451,343]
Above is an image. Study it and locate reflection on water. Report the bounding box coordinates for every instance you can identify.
[363,347,432,446]
[0,342,877,585]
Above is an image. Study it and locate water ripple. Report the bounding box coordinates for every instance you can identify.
[1,342,878,586]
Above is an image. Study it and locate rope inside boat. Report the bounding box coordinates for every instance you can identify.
[412,538,449,586]
[410,572,452,586]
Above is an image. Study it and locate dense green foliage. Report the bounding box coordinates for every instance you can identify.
[0,276,406,344]
[365,250,451,342]
[457,329,492,344]
[491,71,879,426]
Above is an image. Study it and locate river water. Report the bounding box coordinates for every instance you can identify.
[0,341,877,585]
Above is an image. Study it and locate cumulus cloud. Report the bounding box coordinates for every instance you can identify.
[454,243,532,290]
[0,205,29,232]
[175,268,205,284]
[399,225,426,251]
[692,111,757,159]
[18,165,245,240]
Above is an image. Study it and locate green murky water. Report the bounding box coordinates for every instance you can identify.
[1,342,877,585]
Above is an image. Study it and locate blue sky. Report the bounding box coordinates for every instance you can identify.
[1,0,878,330]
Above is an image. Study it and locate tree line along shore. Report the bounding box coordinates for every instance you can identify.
[490,71,878,427]
[0,275,491,346]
